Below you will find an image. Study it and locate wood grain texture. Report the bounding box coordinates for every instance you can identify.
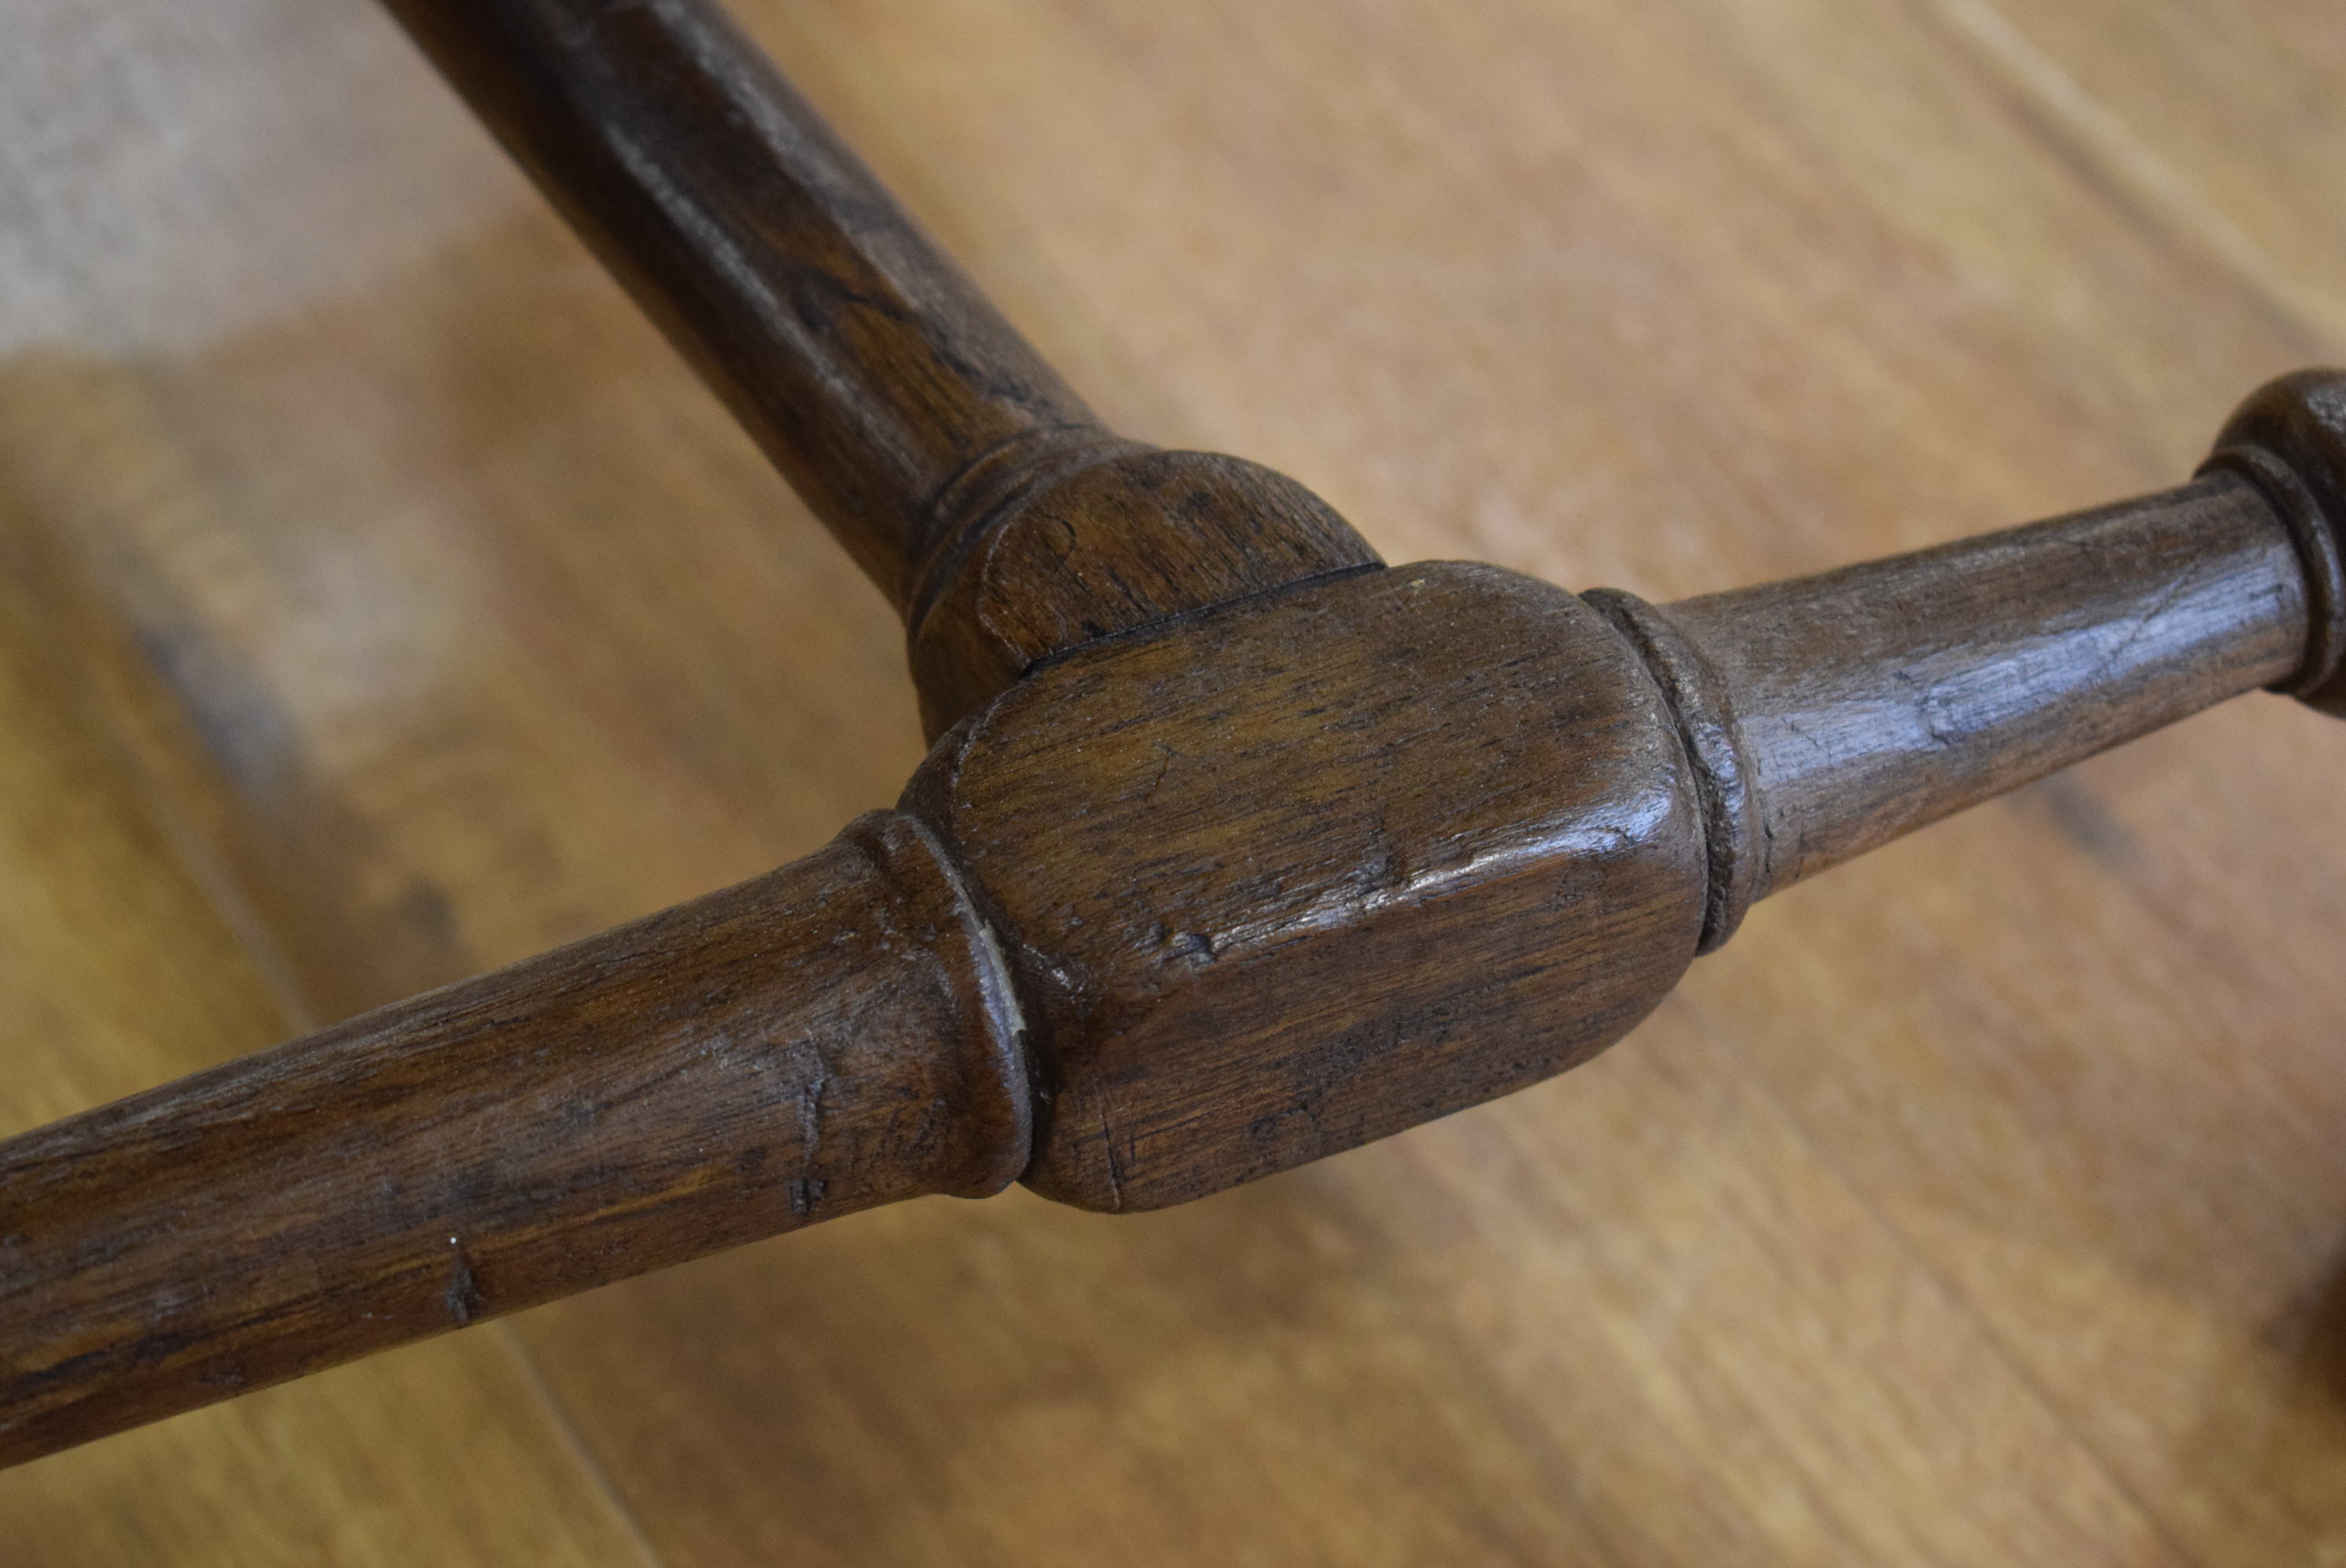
[0,466,652,1562]
[0,810,1026,1464]
[377,0,1378,739]
[1957,0,2346,339]
[902,444,1377,739]
[2207,369,2346,713]
[4,0,2345,1563]
[373,0,1099,604]
[1631,470,2310,908]
[913,562,1705,1210]
[10,379,2329,1450]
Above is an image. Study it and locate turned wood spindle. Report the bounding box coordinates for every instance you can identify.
[2,0,2342,1473]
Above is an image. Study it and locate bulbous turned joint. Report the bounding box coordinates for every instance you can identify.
[903,564,1711,1212]
[2200,368,2346,714]
[903,441,1382,741]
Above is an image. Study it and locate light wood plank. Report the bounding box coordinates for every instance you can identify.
[1945,0,2346,339]
[0,489,652,1564]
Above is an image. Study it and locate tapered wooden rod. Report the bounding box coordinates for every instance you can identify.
[374,0,1100,608]
[4,372,2342,1468]
[378,0,1378,736]
[1588,464,2321,948]
[0,814,1026,1468]
[7,0,2344,1474]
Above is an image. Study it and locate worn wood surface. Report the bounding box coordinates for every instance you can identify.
[910,561,1708,1212]
[376,0,1380,739]
[4,0,2346,1562]
[0,808,1028,1465]
[1651,471,2312,907]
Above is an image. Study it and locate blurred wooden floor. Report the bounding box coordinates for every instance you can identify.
[4,0,2345,1562]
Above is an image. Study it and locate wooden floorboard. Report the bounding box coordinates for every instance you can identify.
[2,0,2343,1561]
[1956,0,2346,339]
[0,463,656,1565]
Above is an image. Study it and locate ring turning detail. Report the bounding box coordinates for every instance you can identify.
[1,0,2341,1471]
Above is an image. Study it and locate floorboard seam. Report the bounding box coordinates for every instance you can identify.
[1923,0,2340,354]
[1683,978,2213,1568]
[499,1322,674,1568]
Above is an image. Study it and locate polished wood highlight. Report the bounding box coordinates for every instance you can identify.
[1598,469,2315,931]
[5,0,2346,1560]
[2206,367,2346,713]
[374,0,1096,604]
[912,562,1707,1210]
[4,25,2340,1450]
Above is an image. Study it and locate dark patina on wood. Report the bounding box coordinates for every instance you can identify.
[3,0,2342,1472]
[375,0,1378,739]
[0,813,1026,1462]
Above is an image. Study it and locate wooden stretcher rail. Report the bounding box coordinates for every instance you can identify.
[377,0,1380,738]
[380,0,1098,607]
[2,0,2341,1470]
